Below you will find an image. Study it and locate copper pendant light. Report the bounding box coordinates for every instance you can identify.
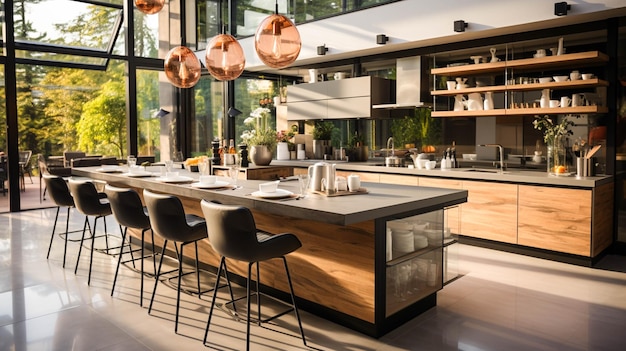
[205,34,246,81]
[254,2,301,69]
[134,0,165,15]
[164,46,201,88]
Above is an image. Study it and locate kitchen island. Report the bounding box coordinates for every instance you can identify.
[275,160,614,265]
[71,166,467,337]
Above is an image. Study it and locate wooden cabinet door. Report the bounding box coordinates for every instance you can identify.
[461,181,518,243]
[518,185,591,256]
[378,173,417,186]
[418,178,463,235]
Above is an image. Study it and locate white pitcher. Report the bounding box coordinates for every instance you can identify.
[454,95,465,111]
[540,89,551,108]
[466,93,483,111]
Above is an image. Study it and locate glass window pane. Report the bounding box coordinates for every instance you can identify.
[134,9,160,57]
[191,76,224,157]
[196,0,221,51]
[17,0,122,52]
[136,69,163,160]
[233,78,279,146]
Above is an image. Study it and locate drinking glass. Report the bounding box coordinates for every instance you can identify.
[228,154,240,186]
[164,160,173,173]
[127,155,136,168]
[198,158,209,175]
[298,174,310,197]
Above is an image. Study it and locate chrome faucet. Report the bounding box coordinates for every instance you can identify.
[387,137,395,157]
[478,144,505,173]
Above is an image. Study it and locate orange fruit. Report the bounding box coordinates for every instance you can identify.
[555,165,566,173]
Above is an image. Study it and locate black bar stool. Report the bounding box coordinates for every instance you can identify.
[200,200,307,350]
[105,185,156,307]
[143,190,233,333]
[68,179,112,285]
[43,174,82,268]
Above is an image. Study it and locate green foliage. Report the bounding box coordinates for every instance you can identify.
[76,81,127,157]
[391,108,441,148]
[312,121,336,140]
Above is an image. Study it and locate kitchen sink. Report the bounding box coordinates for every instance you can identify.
[462,168,509,174]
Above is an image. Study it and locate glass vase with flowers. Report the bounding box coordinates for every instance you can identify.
[533,115,574,175]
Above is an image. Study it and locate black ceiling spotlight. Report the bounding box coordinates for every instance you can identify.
[376,34,389,45]
[454,20,468,33]
[317,45,328,56]
[227,107,242,117]
[554,2,571,16]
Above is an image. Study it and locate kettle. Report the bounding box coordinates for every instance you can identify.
[308,162,336,193]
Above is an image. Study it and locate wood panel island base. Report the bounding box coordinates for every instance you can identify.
[72,167,467,337]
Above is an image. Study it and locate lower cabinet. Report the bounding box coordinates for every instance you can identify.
[518,185,592,256]
[461,181,518,244]
[385,211,444,317]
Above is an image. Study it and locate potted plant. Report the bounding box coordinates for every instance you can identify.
[241,107,277,165]
[276,126,296,160]
[347,131,368,162]
[312,121,335,159]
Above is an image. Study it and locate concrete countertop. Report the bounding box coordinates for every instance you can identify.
[272,160,612,188]
[71,167,467,226]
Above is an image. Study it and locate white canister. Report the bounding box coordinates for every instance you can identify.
[308,69,318,83]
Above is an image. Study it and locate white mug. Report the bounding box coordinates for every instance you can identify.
[347,174,361,192]
[549,100,560,108]
[560,96,571,107]
[446,81,456,90]
[570,70,580,81]
[572,93,584,107]
[335,177,348,192]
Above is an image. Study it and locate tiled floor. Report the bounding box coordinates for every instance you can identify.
[1,208,626,351]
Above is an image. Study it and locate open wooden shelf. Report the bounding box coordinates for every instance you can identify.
[431,51,609,76]
[431,105,608,117]
[431,78,608,96]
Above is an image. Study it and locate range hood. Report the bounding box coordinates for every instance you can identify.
[373,56,429,109]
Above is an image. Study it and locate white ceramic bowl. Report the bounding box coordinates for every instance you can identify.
[581,73,593,80]
[538,77,552,83]
[424,161,436,170]
[388,220,414,232]
[553,75,569,82]
[415,159,428,169]
[259,180,280,193]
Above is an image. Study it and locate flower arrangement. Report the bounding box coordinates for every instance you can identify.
[241,107,277,149]
[533,115,574,174]
[532,115,574,144]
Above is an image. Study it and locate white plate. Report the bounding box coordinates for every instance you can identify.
[96,166,122,173]
[122,171,153,177]
[155,175,194,183]
[190,180,231,189]
[251,189,293,199]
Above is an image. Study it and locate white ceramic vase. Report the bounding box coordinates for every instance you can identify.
[276,142,290,160]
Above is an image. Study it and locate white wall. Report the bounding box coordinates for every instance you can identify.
[239,0,626,71]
